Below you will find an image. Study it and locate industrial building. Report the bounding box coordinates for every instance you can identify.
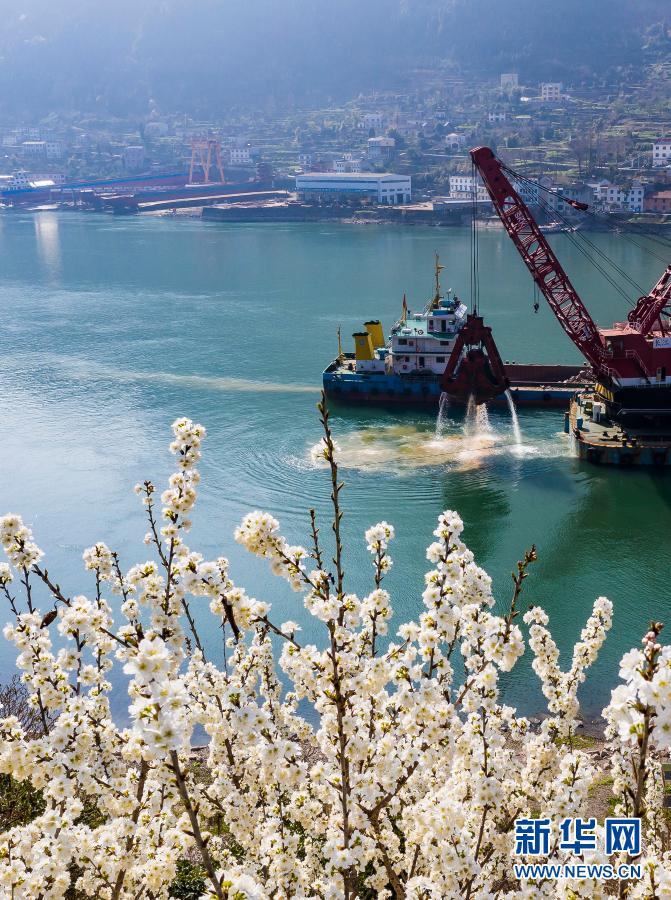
[295,172,411,204]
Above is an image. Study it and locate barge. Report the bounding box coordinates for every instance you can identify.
[322,256,591,409]
[324,355,588,409]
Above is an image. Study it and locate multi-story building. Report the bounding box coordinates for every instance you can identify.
[445,132,466,151]
[21,141,47,158]
[449,174,489,202]
[45,140,65,160]
[332,155,362,174]
[367,136,395,161]
[552,182,595,214]
[358,113,385,133]
[644,191,671,213]
[487,112,507,124]
[652,139,671,168]
[296,172,411,204]
[592,180,645,213]
[122,145,145,171]
[540,82,562,102]
[229,147,252,165]
[512,178,541,207]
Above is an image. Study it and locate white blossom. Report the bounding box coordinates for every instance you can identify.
[0,417,667,900]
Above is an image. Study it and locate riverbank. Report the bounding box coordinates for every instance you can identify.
[5,200,671,233]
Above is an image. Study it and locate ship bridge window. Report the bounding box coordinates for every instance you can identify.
[436,355,446,363]
[440,340,450,346]
[398,338,408,346]
[440,320,447,332]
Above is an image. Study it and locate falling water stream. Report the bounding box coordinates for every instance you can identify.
[435,391,450,439]
[463,395,492,438]
[435,390,521,449]
[504,388,523,447]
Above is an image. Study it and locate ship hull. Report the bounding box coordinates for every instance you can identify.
[323,362,587,409]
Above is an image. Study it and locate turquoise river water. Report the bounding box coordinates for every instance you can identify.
[1,211,669,722]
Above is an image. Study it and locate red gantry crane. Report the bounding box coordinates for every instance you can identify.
[470,147,671,424]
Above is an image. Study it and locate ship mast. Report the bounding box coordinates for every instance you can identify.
[430,251,444,310]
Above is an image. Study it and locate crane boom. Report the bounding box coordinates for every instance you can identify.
[470,146,606,370]
[627,265,671,336]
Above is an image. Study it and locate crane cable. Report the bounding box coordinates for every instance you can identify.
[501,161,671,265]
[470,161,480,315]
[502,164,652,305]
[531,189,639,308]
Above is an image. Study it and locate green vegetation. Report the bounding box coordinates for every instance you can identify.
[168,860,208,900]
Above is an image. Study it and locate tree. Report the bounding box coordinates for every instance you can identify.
[0,403,669,898]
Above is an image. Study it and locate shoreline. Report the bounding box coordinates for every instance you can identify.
[4,203,671,234]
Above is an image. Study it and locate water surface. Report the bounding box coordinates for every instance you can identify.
[1,212,669,721]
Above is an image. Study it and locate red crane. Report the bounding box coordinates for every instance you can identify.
[471,147,671,421]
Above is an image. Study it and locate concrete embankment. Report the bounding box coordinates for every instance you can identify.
[201,202,468,226]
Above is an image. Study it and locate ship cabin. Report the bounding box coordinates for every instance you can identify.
[388,295,467,375]
[350,255,468,376]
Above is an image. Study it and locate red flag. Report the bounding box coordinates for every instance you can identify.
[402,293,408,320]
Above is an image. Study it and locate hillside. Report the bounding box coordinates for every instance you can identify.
[1,0,669,118]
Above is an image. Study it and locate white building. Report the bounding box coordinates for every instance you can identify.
[295,172,411,204]
[445,132,466,151]
[367,136,395,161]
[298,152,312,169]
[487,112,507,124]
[541,82,562,102]
[332,155,362,174]
[21,141,47,158]
[512,178,541,207]
[358,113,385,133]
[500,73,519,89]
[449,175,489,202]
[593,180,645,213]
[45,140,65,160]
[652,138,671,168]
[122,145,145,171]
[229,147,252,165]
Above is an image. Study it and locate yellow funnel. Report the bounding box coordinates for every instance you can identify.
[353,331,375,361]
[364,320,385,349]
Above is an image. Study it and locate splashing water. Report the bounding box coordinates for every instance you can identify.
[463,395,492,438]
[463,395,477,436]
[435,392,450,439]
[504,388,523,447]
[476,403,491,435]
